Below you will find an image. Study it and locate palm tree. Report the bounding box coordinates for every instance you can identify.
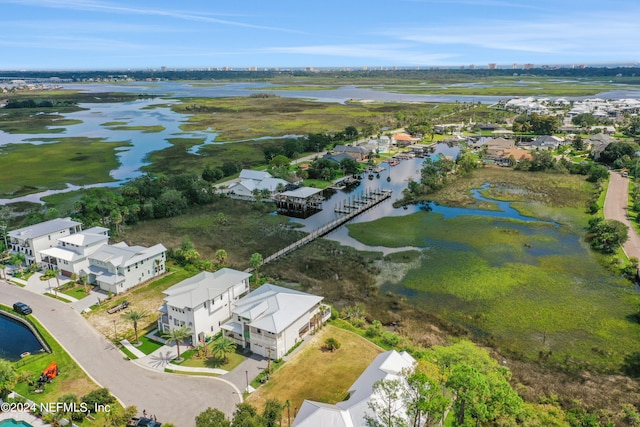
[40,269,58,296]
[249,252,263,285]
[214,249,228,266]
[163,325,191,361]
[9,252,25,277]
[121,309,149,345]
[212,336,236,364]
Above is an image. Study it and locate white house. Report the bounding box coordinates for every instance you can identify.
[8,217,82,267]
[228,169,289,198]
[39,226,110,276]
[222,284,330,359]
[82,242,167,294]
[157,268,252,345]
[293,350,417,427]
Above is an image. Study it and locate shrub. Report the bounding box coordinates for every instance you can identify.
[324,337,341,352]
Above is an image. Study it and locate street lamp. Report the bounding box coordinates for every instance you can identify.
[245,370,249,393]
[113,320,118,342]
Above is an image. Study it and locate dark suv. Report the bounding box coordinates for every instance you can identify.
[13,302,32,315]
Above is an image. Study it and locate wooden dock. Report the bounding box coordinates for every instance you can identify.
[261,188,392,266]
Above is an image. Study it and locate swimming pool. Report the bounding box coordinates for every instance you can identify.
[0,419,33,427]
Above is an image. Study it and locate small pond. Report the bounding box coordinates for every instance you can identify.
[0,313,45,362]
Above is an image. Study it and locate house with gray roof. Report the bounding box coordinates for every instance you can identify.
[158,268,251,345]
[8,217,82,266]
[228,169,289,198]
[293,350,416,427]
[588,133,617,160]
[222,284,330,359]
[332,145,370,161]
[39,226,110,276]
[82,241,166,294]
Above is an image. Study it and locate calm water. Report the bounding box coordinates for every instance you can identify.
[0,420,33,427]
[289,145,553,254]
[0,313,44,361]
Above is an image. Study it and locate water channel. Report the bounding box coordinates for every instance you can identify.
[2,81,640,204]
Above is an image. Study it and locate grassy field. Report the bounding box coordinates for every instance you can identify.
[346,170,640,372]
[2,305,112,425]
[85,265,196,339]
[246,325,382,425]
[0,137,130,198]
[120,199,301,268]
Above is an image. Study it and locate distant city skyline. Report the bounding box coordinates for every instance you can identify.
[1,0,638,70]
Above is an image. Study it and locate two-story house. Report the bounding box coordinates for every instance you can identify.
[39,226,110,276]
[158,268,252,345]
[8,217,82,267]
[222,284,330,359]
[82,242,166,294]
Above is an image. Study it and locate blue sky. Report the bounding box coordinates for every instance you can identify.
[1,0,638,70]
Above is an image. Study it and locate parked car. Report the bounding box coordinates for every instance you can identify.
[13,302,32,315]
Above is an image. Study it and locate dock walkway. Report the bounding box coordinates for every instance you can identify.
[261,189,392,265]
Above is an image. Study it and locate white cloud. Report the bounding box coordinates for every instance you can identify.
[0,0,301,33]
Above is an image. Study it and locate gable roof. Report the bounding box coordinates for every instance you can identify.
[239,169,272,181]
[163,268,251,309]
[8,217,81,240]
[231,284,323,333]
[58,230,109,247]
[89,242,166,268]
[293,350,416,427]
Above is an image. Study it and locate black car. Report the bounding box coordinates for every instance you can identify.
[13,302,32,315]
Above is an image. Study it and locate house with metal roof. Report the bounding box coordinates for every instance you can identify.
[158,268,251,345]
[222,284,330,359]
[228,169,289,198]
[293,350,416,427]
[82,241,167,294]
[8,217,82,266]
[39,226,110,276]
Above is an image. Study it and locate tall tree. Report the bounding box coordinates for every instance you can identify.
[262,399,284,427]
[212,336,236,364]
[249,253,263,284]
[121,309,149,345]
[365,378,409,427]
[195,407,231,427]
[215,249,228,266]
[163,325,192,361]
[0,358,16,400]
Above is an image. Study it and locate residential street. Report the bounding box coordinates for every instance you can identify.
[0,281,240,427]
[603,171,640,260]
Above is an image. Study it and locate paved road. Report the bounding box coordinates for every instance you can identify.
[603,171,640,260]
[0,281,241,427]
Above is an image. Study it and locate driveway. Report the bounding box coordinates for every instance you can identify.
[0,281,241,427]
[603,171,640,260]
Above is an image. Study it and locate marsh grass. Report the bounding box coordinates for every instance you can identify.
[0,137,130,197]
[347,172,640,371]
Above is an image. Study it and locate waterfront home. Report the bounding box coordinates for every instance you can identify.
[222,284,330,359]
[81,242,166,294]
[8,217,82,267]
[227,169,289,198]
[157,268,251,345]
[332,145,369,161]
[293,350,416,427]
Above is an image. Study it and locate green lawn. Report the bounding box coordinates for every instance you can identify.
[246,325,382,424]
[135,334,164,355]
[177,348,245,371]
[62,286,91,300]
